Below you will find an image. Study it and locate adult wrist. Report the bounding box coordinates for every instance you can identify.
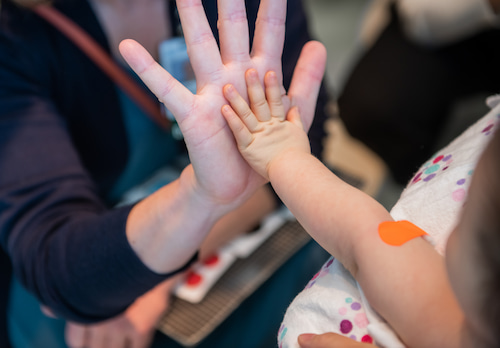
[176,164,234,219]
[126,170,221,274]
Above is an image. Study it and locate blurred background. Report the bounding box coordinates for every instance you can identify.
[305,0,371,94]
[302,0,492,211]
[302,0,404,210]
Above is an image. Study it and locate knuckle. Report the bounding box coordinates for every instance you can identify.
[241,109,254,120]
[190,30,215,47]
[256,15,285,28]
[253,99,267,109]
[220,10,247,24]
[158,76,176,102]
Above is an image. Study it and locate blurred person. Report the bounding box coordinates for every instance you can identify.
[338,0,500,185]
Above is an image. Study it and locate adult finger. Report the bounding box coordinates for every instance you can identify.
[86,329,108,348]
[288,41,327,131]
[106,332,127,348]
[176,0,223,85]
[119,39,194,121]
[264,71,285,121]
[217,0,250,65]
[251,0,286,65]
[245,69,271,122]
[129,332,155,348]
[65,323,88,348]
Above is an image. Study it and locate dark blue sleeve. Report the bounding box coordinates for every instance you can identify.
[0,5,170,323]
[0,94,169,324]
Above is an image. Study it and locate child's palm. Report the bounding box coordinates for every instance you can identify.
[240,113,311,180]
[221,67,311,181]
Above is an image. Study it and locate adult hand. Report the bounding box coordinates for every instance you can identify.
[298,333,376,348]
[119,0,326,210]
[64,279,175,348]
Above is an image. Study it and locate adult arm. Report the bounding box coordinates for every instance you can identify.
[59,4,316,330]
[119,0,326,273]
[61,183,276,348]
[0,1,174,323]
[0,0,325,323]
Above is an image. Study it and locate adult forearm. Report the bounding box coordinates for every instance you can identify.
[126,165,228,274]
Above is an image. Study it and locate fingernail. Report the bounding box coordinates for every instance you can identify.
[224,84,234,95]
[298,333,316,343]
[247,69,258,79]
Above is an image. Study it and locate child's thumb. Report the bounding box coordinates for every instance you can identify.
[287,106,304,130]
[298,332,374,347]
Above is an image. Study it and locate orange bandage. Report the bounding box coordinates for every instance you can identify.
[378,220,428,246]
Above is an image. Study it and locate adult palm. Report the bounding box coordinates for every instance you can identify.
[119,0,326,210]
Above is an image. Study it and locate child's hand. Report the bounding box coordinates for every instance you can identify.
[222,69,311,180]
[298,333,376,347]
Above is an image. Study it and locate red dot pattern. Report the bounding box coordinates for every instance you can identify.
[186,271,202,286]
[203,254,219,266]
[361,334,373,343]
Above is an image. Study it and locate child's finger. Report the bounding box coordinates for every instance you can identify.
[287,106,304,130]
[246,69,271,122]
[264,71,286,121]
[223,84,261,132]
[222,105,254,148]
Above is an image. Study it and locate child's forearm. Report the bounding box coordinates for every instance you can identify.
[267,150,391,274]
[355,235,463,347]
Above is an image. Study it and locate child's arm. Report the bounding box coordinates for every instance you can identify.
[222,69,464,348]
